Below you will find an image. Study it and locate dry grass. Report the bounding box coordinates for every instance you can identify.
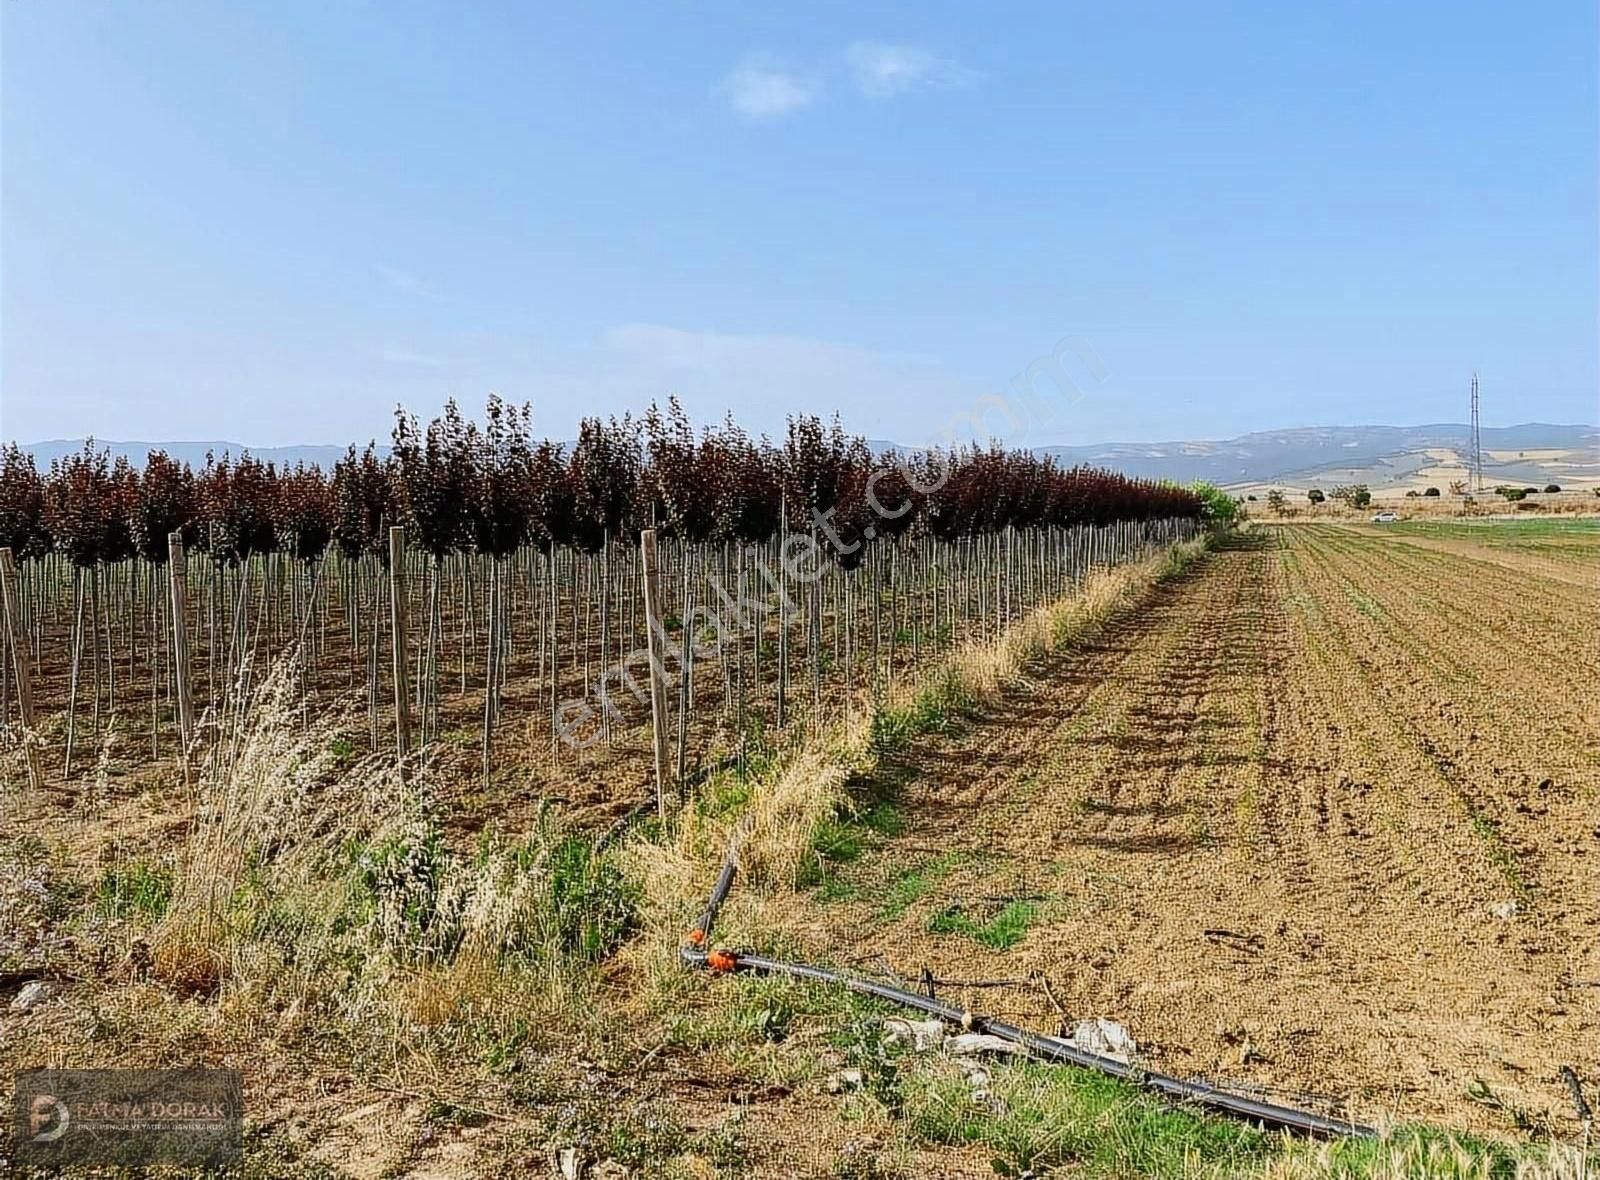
[1264,1134,1594,1179]
[946,537,1205,703]
[629,536,1210,966]
[131,658,627,1072]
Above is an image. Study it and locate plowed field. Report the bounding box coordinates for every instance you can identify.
[813,525,1599,1136]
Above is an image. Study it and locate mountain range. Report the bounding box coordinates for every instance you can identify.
[15,422,1600,494]
[1034,422,1600,492]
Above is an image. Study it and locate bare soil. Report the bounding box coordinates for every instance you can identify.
[809,526,1599,1137]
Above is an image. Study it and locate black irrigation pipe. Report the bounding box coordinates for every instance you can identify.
[679,861,1375,1140]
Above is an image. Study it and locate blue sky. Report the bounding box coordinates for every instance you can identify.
[3,2,1595,449]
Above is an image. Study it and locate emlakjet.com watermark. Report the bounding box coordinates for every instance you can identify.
[13,1068,242,1168]
[554,331,1111,748]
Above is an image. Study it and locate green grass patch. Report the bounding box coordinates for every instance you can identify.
[701,771,754,818]
[876,852,964,922]
[328,734,356,765]
[904,1058,1271,1178]
[1388,517,1600,548]
[900,1055,1573,1178]
[811,815,869,865]
[667,974,881,1052]
[812,874,859,904]
[94,861,173,921]
[1345,589,1383,620]
[870,670,972,756]
[928,900,1038,950]
[801,798,908,891]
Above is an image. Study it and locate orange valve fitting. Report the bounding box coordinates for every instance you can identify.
[706,948,739,973]
[686,927,707,946]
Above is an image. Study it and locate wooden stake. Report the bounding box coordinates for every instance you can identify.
[640,529,673,818]
[0,548,44,791]
[167,533,195,757]
[389,527,412,762]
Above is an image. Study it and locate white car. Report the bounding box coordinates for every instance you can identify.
[1371,511,1397,523]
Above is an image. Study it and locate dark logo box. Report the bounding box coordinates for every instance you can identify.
[13,1068,242,1168]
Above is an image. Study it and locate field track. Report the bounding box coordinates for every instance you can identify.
[817,524,1598,1135]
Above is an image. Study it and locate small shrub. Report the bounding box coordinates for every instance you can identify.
[1306,488,1325,504]
[1404,490,1420,498]
[1423,487,1440,497]
[1188,481,1239,526]
[353,826,456,958]
[1501,487,1526,502]
[837,1009,906,1113]
[1544,483,1561,493]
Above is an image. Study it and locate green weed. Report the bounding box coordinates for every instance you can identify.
[876,852,963,921]
[928,900,1037,949]
[94,861,173,921]
[904,1059,1270,1178]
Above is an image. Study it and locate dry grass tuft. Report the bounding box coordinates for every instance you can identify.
[152,664,392,995]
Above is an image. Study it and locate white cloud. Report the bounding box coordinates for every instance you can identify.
[719,57,819,121]
[717,43,973,122]
[844,42,974,99]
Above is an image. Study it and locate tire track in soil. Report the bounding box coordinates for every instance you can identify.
[811,530,1595,1135]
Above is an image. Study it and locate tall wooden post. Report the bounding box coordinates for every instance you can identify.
[640,529,673,818]
[167,533,195,756]
[388,527,412,761]
[0,548,44,791]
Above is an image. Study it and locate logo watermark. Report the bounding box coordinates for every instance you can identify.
[13,1069,242,1168]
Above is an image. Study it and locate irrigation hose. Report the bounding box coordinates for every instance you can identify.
[680,862,1374,1140]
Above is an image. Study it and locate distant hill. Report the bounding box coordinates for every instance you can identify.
[1034,423,1600,493]
[15,423,1600,494]
[17,439,383,469]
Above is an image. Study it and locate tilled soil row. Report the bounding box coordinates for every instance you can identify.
[1318,527,1597,674]
[1305,528,1598,735]
[1273,529,1597,1126]
[1277,525,1599,864]
[812,527,1597,1137]
[1334,524,1599,593]
[1287,529,1599,876]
